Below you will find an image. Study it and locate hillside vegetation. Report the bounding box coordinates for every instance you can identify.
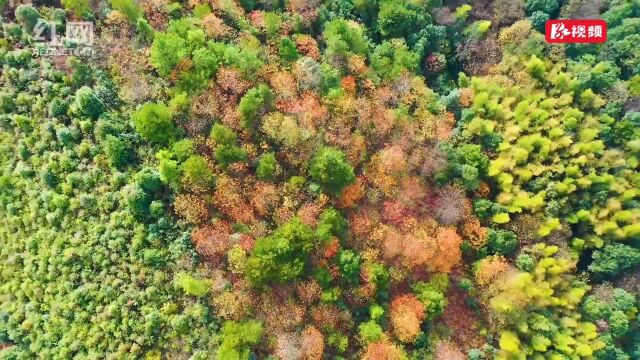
[0,0,639,359]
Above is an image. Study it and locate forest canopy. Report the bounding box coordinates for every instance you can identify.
[0,0,639,359]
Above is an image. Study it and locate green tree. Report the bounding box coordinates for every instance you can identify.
[337,250,361,285]
[369,39,419,83]
[245,218,315,286]
[177,273,209,296]
[14,5,41,33]
[309,147,355,195]
[71,86,105,119]
[524,0,560,16]
[103,135,135,168]
[210,124,247,169]
[376,1,429,41]
[180,155,215,191]
[486,229,518,256]
[61,0,91,16]
[238,85,273,129]
[150,32,187,77]
[323,19,370,60]
[358,320,384,344]
[278,37,299,62]
[256,152,279,181]
[588,244,640,279]
[131,102,177,145]
[445,143,489,190]
[217,321,263,360]
[110,0,142,22]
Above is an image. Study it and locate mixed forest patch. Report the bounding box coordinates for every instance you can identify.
[1,0,639,359]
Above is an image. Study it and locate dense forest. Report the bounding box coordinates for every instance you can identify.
[0,0,639,359]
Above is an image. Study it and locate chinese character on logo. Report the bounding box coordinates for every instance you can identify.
[545,20,607,44]
[588,25,603,38]
[572,25,586,38]
[550,23,571,40]
[66,22,94,46]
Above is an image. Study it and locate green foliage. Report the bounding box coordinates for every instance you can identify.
[150,31,187,77]
[245,218,316,286]
[460,54,640,253]
[192,4,212,19]
[309,147,355,195]
[210,123,237,145]
[103,134,135,168]
[376,1,429,41]
[217,321,263,360]
[588,244,640,279]
[473,199,505,219]
[278,37,299,62]
[4,3,638,359]
[136,18,155,44]
[515,253,535,272]
[369,39,419,83]
[210,124,247,169]
[491,244,604,358]
[528,11,549,32]
[582,288,639,357]
[412,276,449,320]
[465,20,492,40]
[0,52,217,358]
[181,155,215,191]
[486,229,518,256]
[358,320,383,344]
[131,102,177,145]
[15,5,41,33]
[110,0,142,22]
[323,19,370,60]
[524,0,560,17]
[61,0,91,16]
[71,86,105,119]
[177,273,209,296]
[264,12,282,38]
[445,143,489,190]
[256,152,279,181]
[238,84,274,129]
[316,207,348,240]
[214,145,247,170]
[337,250,361,284]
